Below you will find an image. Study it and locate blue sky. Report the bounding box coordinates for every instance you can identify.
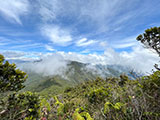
[0,0,160,72]
[0,0,160,53]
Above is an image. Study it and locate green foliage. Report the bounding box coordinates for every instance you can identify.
[64,86,73,93]
[104,102,112,113]
[88,87,110,103]
[104,101,126,119]
[72,108,93,120]
[72,108,85,120]
[80,112,93,120]
[1,70,159,119]
[63,102,74,113]
[142,70,160,88]
[136,26,160,55]
[0,54,27,92]
[1,91,40,120]
[54,96,64,116]
[0,54,4,63]
[136,26,160,70]
[40,98,51,112]
[119,74,129,86]
[43,72,159,119]
[113,102,124,110]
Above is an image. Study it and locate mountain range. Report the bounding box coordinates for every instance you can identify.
[12,60,141,96]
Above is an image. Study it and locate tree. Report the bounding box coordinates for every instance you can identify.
[136,27,160,55]
[136,27,160,70]
[0,54,27,92]
[0,54,40,120]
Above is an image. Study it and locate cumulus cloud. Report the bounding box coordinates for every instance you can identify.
[41,25,73,46]
[0,0,29,24]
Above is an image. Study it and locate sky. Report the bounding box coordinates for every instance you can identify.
[0,0,160,73]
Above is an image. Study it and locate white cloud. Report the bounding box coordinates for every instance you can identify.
[41,25,73,46]
[9,43,43,49]
[110,36,138,49]
[45,45,55,51]
[3,45,159,75]
[112,42,137,49]
[77,38,87,44]
[37,0,142,34]
[0,0,29,24]
[1,51,40,61]
[103,46,159,73]
[38,0,59,22]
[80,49,90,54]
[76,38,97,47]
[99,41,107,47]
[52,45,159,73]
[38,0,126,23]
[21,53,68,76]
[35,0,160,50]
[2,51,25,58]
[0,36,44,52]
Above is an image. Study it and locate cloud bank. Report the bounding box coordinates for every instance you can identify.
[2,45,159,76]
[20,54,67,76]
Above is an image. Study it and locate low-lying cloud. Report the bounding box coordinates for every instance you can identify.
[2,45,159,76]
[19,54,67,76]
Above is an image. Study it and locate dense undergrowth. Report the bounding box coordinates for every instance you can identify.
[1,71,160,120]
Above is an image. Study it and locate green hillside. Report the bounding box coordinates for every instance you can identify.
[23,61,135,96]
[23,71,160,120]
[38,71,160,119]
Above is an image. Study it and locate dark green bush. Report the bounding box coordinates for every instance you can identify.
[1,91,40,120]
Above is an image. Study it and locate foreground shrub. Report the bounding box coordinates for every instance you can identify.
[0,91,40,120]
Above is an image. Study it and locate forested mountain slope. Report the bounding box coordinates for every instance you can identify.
[22,60,139,95]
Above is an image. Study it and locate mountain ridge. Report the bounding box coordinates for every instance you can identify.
[19,60,140,95]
